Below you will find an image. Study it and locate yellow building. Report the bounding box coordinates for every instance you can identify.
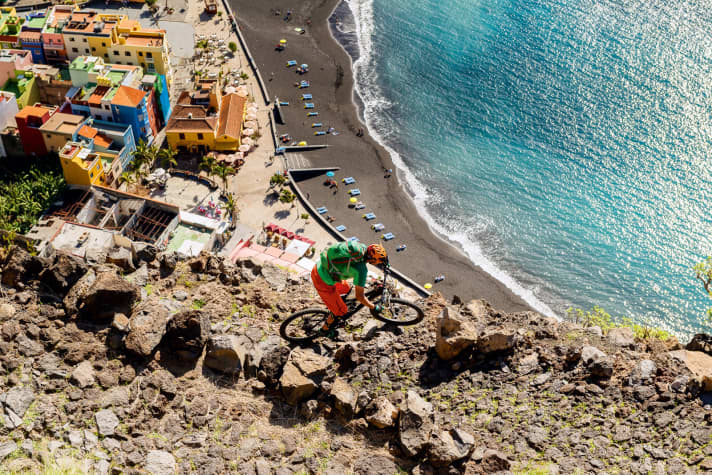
[166,81,246,153]
[108,19,171,83]
[61,11,121,61]
[59,141,106,186]
[39,112,86,153]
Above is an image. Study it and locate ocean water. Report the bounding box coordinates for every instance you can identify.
[333,0,712,339]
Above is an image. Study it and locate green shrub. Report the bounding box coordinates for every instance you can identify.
[566,306,671,340]
[228,41,237,52]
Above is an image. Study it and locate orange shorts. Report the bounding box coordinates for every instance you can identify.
[311,266,351,316]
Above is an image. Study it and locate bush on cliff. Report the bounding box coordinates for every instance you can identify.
[566,305,671,340]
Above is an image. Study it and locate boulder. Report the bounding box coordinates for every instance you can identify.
[162,310,210,360]
[1,246,40,287]
[145,450,176,475]
[427,428,475,467]
[1,386,35,429]
[134,243,158,263]
[330,377,357,418]
[248,335,282,379]
[112,313,130,332]
[669,350,712,391]
[124,264,149,287]
[608,327,635,348]
[518,353,539,375]
[280,362,318,405]
[40,253,88,295]
[78,271,140,321]
[204,335,242,374]
[288,348,331,379]
[0,441,17,463]
[94,409,119,436]
[399,390,434,457]
[629,359,657,385]
[365,397,399,428]
[581,345,613,378]
[0,303,16,321]
[124,299,170,357]
[106,247,135,272]
[71,361,95,388]
[261,264,287,291]
[481,449,510,472]
[259,343,290,386]
[434,306,479,361]
[477,327,515,354]
[687,334,712,355]
[63,269,96,315]
[159,253,177,276]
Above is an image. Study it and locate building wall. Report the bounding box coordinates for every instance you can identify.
[61,155,105,186]
[214,136,240,151]
[17,119,48,156]
[42,31,67,63]
[36,78,72,106]
[21,43,44,64]
[0,92,18,130]
[42,130,73,153]
[63,33,92,60]
[166,131,216,152]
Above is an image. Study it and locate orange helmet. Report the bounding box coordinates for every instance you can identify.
[366,244,388,265]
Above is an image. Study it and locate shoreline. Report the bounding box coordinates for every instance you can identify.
[229,0,534,314]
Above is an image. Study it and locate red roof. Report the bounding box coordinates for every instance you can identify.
[111,86,146,108]
[16,105,51,120]
[78,125,98,139]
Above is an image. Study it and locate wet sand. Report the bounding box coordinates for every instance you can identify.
[229,0,532,313]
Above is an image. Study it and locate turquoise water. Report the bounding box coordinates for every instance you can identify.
[337,0,712,338]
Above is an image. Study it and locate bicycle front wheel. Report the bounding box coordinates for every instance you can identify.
[279,308,330,343]
[372,298,424,326]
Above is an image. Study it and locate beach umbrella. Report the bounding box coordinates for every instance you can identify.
[242,137,254,146]
[300,64,308,69]
[349,197,357,203]
[225,86,237,94]
[239,144,251,153]
[424,283,433,290]
[244,121,258,129]
[280,39,287,44]
[242,128,254,137]
[298,141,307,146]
[326,171,335,177]
[246,113,257,121]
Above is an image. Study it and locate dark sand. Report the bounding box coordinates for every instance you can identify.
[230,0,532,313]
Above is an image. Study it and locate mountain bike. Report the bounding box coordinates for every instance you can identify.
[279,264,424,343]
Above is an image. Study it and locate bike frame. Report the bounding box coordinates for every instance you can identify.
[343,263,392,318]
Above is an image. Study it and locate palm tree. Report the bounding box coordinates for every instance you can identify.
[213,164,235,192]
[199,155,217,174]
[119,171,136,192]
[158,146,177,169]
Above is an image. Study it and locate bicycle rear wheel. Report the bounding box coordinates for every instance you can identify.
[372,298,424,325]
[279,308,330,343]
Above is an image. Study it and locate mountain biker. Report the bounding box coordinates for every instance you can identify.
[311,242,388,332]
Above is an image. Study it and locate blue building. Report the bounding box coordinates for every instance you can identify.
[111,85,156,145]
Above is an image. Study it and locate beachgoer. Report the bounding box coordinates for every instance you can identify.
[306,192,310,200]
[397,244,407,252]
[312,242,388,333]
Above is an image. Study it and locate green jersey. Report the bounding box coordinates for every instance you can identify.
[316,241,369,287]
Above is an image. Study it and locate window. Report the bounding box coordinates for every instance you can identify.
[83,38,87,43]
[45,134,51,139]
[69,37,75,42]
[125,51,130,57]
[91,47,96,52]
[179,133,185,140]
[90,172,93,178]
[102,42,106,47]
[115,61,121,64]
[84,48,89,54]
[138,114,144,121]
[138,52,143,57]
[113,50,119,55]
[146,52,152,58]
[197,133,203,140]
[104,104,109,110]
[72,47,78,53]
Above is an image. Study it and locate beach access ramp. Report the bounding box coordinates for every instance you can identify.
[285,154,312,169]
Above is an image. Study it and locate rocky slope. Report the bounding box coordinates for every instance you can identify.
[1,243,712,474]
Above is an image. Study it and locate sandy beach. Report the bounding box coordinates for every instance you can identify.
[229,0,532,313]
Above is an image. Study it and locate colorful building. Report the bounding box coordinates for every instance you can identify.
[61,11,121,61]
[38,111,86,153]
[166,81,246,153]
[0,49,32,86]
[19,10,47,64]
[58,141,106,186]
[41,5,77,64]
[140,73,171,127]
[108,19,170,82]
[15,104,53,156]
[0,91,18,157]
[91,119,136,182]
[1,69,39,109]
[111,84,156,144]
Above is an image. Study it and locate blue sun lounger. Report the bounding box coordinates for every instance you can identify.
[335,225,346,232]
[286,60,297,67]
[304,103,315,109]
[299,81,309,88]
[348,236,359,242]
[301,94,312,100]
[372,223,384,231]
[311,123,322,128]
[382,232,395,241]
[363,213,376,220]
[307,112,319,117]
[349,189,361,196]
[279,101,289,106]
[316,207,328,214]
[343,177,355,185]
[314,131,326,136]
